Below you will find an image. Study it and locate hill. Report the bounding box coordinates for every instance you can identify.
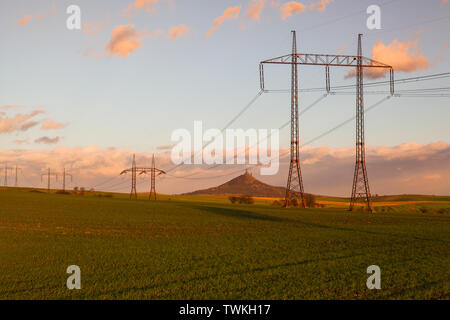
[183,170,287,197]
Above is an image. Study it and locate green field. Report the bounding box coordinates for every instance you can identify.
[0,188,449,299]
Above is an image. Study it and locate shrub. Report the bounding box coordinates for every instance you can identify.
[229,195,254,205]
[239,195,254,204]
[304,193,317,208]
[272,200,282,206]
[228,196,238,204]
[419,207,428,213]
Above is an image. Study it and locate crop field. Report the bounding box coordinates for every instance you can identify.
[0,188,449,299]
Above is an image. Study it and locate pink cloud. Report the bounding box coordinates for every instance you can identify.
[281,0,334,19]
[34,136,60,145]
[246,0,265,21]
[16,15,33,26]
[40,119,68,130]
[0,105,21,110]
[50,4,56,15]
[83,22,106,36]
[15,13,46,26]
[168,24,191,40]
[13,139,29,145]
[346,39,430,79]
[83,26,161,59]
[337,44,346,52]
[105,25,144,58]
[156,144,175,151]
[0,110,45,133]
[281,1,306,20]
[206,6,241,38]
[122,0,159,17]
[313,0,334,11]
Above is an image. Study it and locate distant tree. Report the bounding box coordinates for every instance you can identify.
[239,195,254,204]
[73,187,79,192]
[272,200,282,206]
[228,196,238,204]
[80,187,85,195]
[229,195,254,204]
[304,193,317,208]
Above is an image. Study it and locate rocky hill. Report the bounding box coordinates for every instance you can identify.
[183,171,286,197]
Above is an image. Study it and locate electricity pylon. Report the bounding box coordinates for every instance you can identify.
[14,165,22,187]
[140,154,166,200]
[58,168,73,192]
[259,31,394,211]
[121,154,138,199]
[350,34,373,212]
[121,154,166,200]
[3,163,14,187]
[41,168,57,193]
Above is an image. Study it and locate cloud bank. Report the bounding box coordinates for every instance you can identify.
[4,142,449,196]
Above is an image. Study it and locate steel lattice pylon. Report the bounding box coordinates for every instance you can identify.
[121,154,138,199]
[150,155,156,200]
[41,168,57,193]
[141,154,166,200]
[3,162,14,187]
[259,31,395,212]
[57,168,73,192]
[121,154,165,200]
[14,165,22,187]
[349,34,373,213]
[285,31,306,208]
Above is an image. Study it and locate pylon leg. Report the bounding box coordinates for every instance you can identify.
[349,34,373,213]
[284,30,306,208]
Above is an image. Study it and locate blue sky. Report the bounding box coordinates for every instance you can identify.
[0,0,449,194]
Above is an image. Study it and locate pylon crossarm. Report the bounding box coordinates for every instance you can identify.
[139,169,166,175]
[261,53,392,68]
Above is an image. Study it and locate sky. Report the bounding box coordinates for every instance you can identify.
[0,0,449,195]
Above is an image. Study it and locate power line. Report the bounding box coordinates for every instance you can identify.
[302,0,404,32]
[264,72,450,93]
[165,90,264,174]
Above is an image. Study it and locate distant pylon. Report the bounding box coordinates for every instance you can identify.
[284,30,306,208]
[3,163,14,187]
[349,34,373,213]
[121,154,166,200]
[140,154,166,200]
[58,168,73,192]
[120,154,138,199]
[149,155,156,200]
[131,154,137,199]
[41,168,57,193]
[14,165,22,187]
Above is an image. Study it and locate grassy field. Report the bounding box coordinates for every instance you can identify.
[0,188,449,299]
